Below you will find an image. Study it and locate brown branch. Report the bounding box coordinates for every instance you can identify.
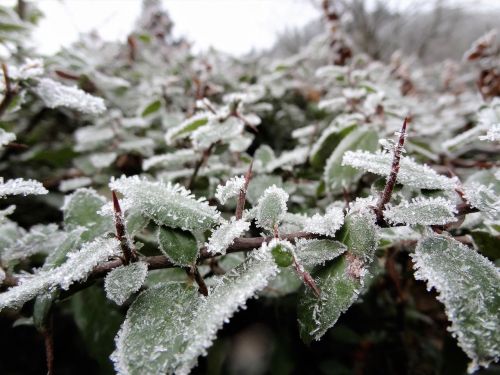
[188,143,215,190]
[184,266,208,296]
[112,191,137,264]
[293,257,321,298]
[375,117,408,223]
[235,160,253,220]
[0,63,16,118]
[42,316,54,375]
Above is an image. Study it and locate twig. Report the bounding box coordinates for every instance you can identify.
[0,63,16,119]
[375,117,408,223]
[188,143,215,190]
[184,266,208,296]
[42,316,54,375]
[235,160,253,220]
[112,191,137,264]
[293,257,321,298]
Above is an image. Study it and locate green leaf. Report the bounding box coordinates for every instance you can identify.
[310,124,356,169]
[158,226,199,266]
[297,254,368,343]
[255,185,289,230]
[295,238,347,267]
[104,261,149,305]
[470,230,500,260]
[339,210,378,263]
[323,127,378,192]
[246,174,283,205]
[111,250,278,375]
[412,234,500,372]
[141,100,161,117]
[63,188,113,242]
[165,113,210,143]
[270,242,294,267]
[71,286,123,374]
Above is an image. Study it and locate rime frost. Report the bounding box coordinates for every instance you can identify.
[479,124,500,141]
[0,177,48,197]
[143,149,196,171]
[34,78,106,114]
[215,176,245,204]
[191,117,244,149]
[111,249,278,375]
[463,182,500,217]
[255,185,289,230]
[59,177,92,192]
[104,262,148,305]
[89,152,117,169]
[295,238,347,267]
[342,150,457,190]
[205,219,250,255]
[412,234,500,373]
[165,112,210,144]
[383,197,458,225]
[0,129,15,148]
[303,206,344,237]
[0,238,120,311]
[110,175,221,231]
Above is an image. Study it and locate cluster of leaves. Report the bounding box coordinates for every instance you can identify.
[0,1,499,374]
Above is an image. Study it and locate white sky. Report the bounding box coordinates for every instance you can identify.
[17,0,321,56]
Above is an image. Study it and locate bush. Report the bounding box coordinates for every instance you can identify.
[0,1,498,374]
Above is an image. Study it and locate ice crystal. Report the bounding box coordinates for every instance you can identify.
[104,262,149,305]
[295,238,347,267]
[412,234,500,373]
[383,197,458,225]
[255,185,289,230]
[110,175,221,231]
[342,150,457,190]
[0,177,48,197]
[303,206,344,237]
[215,176,245,204]
[143,149,196,171]
[59,177,92,192]
[111,249,278,375]
[0,238,120,311]
[0,128,15,148]
[479,124,500,142]
[34,78,106,114]
[206,219,250,255]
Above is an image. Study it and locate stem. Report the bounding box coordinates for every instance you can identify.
[42,316,54,375]
[293,257,321,298]
[188,143,215,190]
[235,161,253,220]
[112,191,136,264]
[375,117,408,223]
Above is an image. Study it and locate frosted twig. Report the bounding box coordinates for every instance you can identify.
[235,160,253,220]
[42,316,54,375]
[376,117,408,223]
[112,191,137,264]
[188,143,215,190]
[293,256,321,298]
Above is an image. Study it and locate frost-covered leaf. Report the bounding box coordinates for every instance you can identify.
[191,117,244,149]
[412,234,500,373]
[34,78,106,114]
[246,174,282,205]
[0,177,48,197]
[266,146,308,172]
[59,176,92,192]
[215,176,245,204]
[0,268,5,284]
[324,127,378,192]
[339,210,378,263]
[63,188,113,242]
[157,227,198,266]
[110,176,220,231]
[104,262,148,305]
[253,144,275,171]
[309,124,356,168]
[111,249,278,375]
[295,238,347,267]
[143,149,196,171]
[297,254,369,343]
[463,170,499,218]
[342,150,458,190]
[255,185,289,230]
[2,224,66,263]
[384,197,458,225]
[0,128,15,148]
[263,267,302,297]
[479,124,500,142]
[206,219,249,255]
[318,97,347,112]
[165,112,210,144]
[0,238,120,311]
[89,152,117,169]
[303,206,344,237]
[141,100,161,117]
[75,125,114,151]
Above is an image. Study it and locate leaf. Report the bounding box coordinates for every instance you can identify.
[205,219,250,255]
[412,234,500,373]
[303,206,344,237]
[255,185,289,230]
[111,249,278,375]
[253,144,275,171]
[462,170,499,218]
[324,127,378,192]
[264,238,295,267]
[265,147,309,173]
[309,124,356,168]
[0,238,120,311]
[104,261,149,305]
[0,177,48,197]
[165,112,210,144]
[143,149,196,171]
[34,78,106,114]
[63,188,114,242]
[158,227,198,266]
[191,117,244,149]
[383,197,458,225]
[339,210,378,263]
[110,176,221,232]
[141,99,161,117]
[215,176,245,205]
[0,128,15,148]
[295,238,347,267]
[341,150,458,190]
[246,174,282,205]
[297,254,369,343]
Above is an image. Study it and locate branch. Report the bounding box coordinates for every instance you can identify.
[375,117,408,223]
[112,191,137,264]
[188,143,215,190]
[235,160,253,220]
